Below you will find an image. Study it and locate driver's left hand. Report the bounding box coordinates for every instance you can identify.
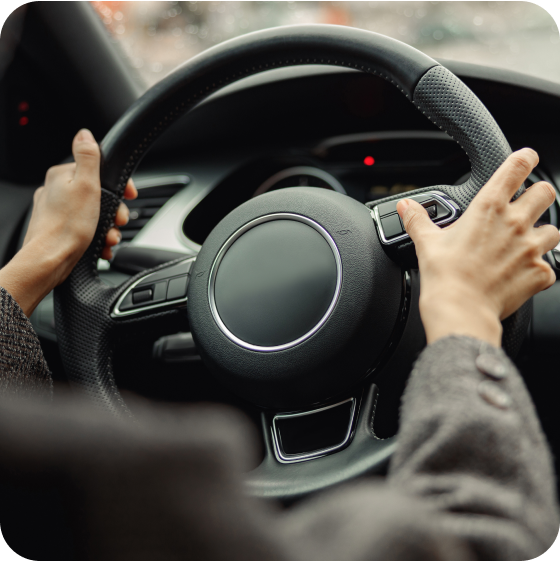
[0,129,137,317]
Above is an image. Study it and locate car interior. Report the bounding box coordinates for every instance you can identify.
[1,3,560,559]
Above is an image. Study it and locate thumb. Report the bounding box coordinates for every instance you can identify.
[397,199,439,247]
[72,129,101,185]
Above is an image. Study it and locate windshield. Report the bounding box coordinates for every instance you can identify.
[90,1,560,88]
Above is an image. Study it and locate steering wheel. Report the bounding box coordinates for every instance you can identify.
[54,25,530,501]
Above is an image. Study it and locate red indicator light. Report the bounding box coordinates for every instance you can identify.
[363,156,375,166]
[19,116,29,126]
[18,101,29,112]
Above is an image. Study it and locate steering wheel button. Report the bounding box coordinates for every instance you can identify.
[167,275,189,300]
[478,380,512,409]
[410,193,435,204]
[377,200,399,217]
[153,281,168,303]
[426,205,437,219]
[434,201,451,220]
[380,214,403,239]
[132,288,153,304]
[475,353,508,380]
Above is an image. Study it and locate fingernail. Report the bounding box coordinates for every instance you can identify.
[77,128,95,143]
[397,199,411,216]
[117,231,122,243]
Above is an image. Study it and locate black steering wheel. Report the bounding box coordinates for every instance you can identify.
[54,25,530,500]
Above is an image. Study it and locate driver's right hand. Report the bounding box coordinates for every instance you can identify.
[397,148,560,347]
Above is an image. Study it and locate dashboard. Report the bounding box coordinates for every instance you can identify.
[120,65,560,262]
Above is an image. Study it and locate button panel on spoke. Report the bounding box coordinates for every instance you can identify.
[371,190,460,245]
[112,258,195,317]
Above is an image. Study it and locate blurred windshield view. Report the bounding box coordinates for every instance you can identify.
[90,1,560,88]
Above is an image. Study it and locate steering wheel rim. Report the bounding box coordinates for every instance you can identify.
[54,24,530,497]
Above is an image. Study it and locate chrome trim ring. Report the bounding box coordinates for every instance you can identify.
[271,398,357,464]
[208,213,343,352]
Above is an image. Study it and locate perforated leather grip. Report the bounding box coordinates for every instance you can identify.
[54,25,527,415]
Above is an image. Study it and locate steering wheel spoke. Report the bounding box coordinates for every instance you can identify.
[247,383,397,500]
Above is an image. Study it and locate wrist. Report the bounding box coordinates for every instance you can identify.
[419,291,503,348]
[0,241,68,317]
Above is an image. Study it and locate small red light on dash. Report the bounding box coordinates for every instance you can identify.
[363,156,375,166]
[19,116,29,126]
[18,101,29,112]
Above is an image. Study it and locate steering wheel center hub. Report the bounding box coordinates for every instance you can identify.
[209,214,342,351]
[188,188,403,409]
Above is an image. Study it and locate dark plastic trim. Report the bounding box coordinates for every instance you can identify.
[246,383,396,500]
[33,2,141,125]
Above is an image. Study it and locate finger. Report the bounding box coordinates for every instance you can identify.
[542,262,557,291]
[101,246,114,261]
[72,129,101,187]
[397,199,440,249]
[534,224,560,255]
[124,179,138,200]
[33,186,44,204]
[115,203,129,227]
[105,227,122,247]
[478,148,539,204]
[511,181,556,225]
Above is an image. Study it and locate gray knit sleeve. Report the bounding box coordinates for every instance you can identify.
[388,335,559,561]
[0,286,52,399]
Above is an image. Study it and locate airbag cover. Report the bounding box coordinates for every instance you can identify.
[188,187,402,409]
[212,218,339,349]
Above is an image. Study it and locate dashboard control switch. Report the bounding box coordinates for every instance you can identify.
[380,214,403,239]
[167,275,189,300]
[132,288,153,304]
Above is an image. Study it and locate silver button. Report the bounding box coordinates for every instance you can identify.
[475,353,508,380]
[478,380,512,410]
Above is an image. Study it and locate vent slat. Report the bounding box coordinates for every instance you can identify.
[111,176,189,246]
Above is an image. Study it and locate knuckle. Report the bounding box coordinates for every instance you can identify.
[476,193,503,214]
[45,166,57,182]
[75,142,100,160]
[508,214,529,236]
[74,175,100,192]
[508,152,534,175]
[522,241,540,261]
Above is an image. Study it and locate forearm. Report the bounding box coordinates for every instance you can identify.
[388,336,559,560]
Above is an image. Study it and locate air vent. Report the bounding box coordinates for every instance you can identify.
[121,175,190,241]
